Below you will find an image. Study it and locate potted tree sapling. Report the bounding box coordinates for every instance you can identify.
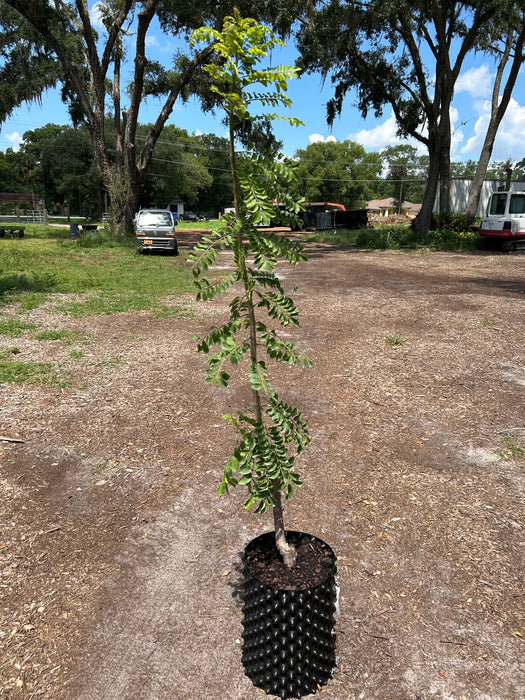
[190,13,337,699]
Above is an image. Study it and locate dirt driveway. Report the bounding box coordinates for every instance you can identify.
[1,238,524,699]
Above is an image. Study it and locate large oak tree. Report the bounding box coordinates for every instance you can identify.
[3,0,302,232]
[296,1,502,234]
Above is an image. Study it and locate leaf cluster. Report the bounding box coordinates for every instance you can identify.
[219,394,308,512]
[189,12,309,514]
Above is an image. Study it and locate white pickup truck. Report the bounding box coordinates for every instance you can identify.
[135,209,178,255]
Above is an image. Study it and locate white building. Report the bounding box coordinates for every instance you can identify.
[435,179,525,216]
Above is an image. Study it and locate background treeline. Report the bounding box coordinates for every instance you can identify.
[1,121,524,218]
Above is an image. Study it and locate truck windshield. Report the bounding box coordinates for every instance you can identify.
[137,212,172,226]
[510,194,525,214]
[489,193,507,215]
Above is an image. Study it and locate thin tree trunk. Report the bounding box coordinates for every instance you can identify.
[229,105,296,568]
[464,22,525,227]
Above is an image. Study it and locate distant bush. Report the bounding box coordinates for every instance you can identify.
[355,225,416,249]
[426,229,478,251]
[430,212,469,232]
[354,224,478,251]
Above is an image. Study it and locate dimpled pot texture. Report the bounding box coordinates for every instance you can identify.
[242,531,337,699]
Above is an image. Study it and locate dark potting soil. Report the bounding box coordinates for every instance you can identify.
[245,532,335,590]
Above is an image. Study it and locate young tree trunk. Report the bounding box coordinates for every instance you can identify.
[272,487,297,568]
[228,102,296,569]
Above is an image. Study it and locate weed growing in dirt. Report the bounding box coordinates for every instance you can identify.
[497,434,525,464]
[384,334,408,346]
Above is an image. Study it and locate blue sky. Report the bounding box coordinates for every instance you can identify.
[1,8,525,165]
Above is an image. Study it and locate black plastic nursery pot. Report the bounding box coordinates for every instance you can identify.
[242,531,337,699]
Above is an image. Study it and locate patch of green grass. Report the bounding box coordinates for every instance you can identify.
[58,292,162,317]
[304,228,362,246]
[497,434,525,463]
[0,319,36,337]
[152,304,197,320]
[0,358,66,386]
[1,225,195,314]
[69,349,85,359]
[384,334,408,346]
[355,225,416,249]
[0,346,20,359]
[177,220,221,231]
[17,292,48,311]
[31,328,87,343]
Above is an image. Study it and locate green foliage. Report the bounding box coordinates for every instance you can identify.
[219,396,307,512]
[293,139,382,208]
[384,334,408,346]
[497,434,525,464]
[140,124,213,208]
[31,328,86,343]
[355,225,415,249]
[430,212,469,232]
[379,144,427,203]
[426,229,478,251]
[190,12,309,516]
[0,4,62,121]
[0,319,36,337]
[353,224,478,251]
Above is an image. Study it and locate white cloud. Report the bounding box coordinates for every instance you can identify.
[461,96,525,160]
[349,112,427,154]
[145,35,159,48]
[5,132,23,151]
[450,106,465,155]
[90,2,105,31]
[350,113,400,148]
[308,133,337,144]
[456,64,492,99]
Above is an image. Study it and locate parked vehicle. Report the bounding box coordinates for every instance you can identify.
[181,211,199,222]
[135,209,178,255]
[479,190,525,251]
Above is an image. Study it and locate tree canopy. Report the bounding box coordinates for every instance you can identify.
[2,0,302,233]
[295,0,521,233]
[293,140,382,208]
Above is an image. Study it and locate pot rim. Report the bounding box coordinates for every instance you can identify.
[244,530,336,591]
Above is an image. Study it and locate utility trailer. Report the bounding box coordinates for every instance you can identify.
[479,190,525,252]
[293,202,368,231]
